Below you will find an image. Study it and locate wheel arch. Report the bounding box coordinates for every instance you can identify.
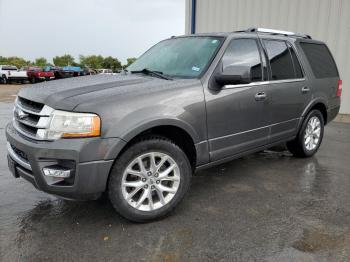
[106,119,200,171]
[301,99,328,126]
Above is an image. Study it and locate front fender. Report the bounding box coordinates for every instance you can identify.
[103,103,204,144]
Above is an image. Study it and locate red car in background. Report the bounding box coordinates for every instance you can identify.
[26,67,55,83]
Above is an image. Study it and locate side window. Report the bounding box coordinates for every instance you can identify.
[299,42,338,78]
[222,39,263,82]
[263,40,295,80]
[288,44,304,78]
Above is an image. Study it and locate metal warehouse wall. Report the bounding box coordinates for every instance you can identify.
[185,0,350,114]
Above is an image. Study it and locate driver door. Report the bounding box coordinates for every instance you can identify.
[205,38,271,162]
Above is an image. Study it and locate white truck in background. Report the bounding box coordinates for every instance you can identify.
[0,65,28,84]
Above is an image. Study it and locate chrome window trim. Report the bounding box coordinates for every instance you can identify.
[223,78,306,89]
[7,142,32,171]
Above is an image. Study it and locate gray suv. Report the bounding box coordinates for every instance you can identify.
[6,28,341,222]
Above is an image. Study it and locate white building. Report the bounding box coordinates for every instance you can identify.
[185,0,350,114]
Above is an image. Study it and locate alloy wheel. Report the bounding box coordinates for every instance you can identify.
[304,116,321,151]
[121,152,181,211]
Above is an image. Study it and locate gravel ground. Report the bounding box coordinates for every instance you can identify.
[0,94,349,261]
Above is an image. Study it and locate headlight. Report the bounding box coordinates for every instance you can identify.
[37,110,101,140]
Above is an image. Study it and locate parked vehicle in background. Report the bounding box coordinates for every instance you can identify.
[0,65,28,84]
[62,66,83,77]
[46,66,74,79]
[81,68,98,76]
[26,67,55,83]
[98,69,114,75]
[6,28,341,222]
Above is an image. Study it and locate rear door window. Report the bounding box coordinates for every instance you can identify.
[263,40,295,80]
[299,42,338,78]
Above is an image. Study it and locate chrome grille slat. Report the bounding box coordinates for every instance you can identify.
[13,97,54,141]
[15,99,53,116]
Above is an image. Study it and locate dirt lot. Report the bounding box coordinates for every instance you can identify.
[0,84,25,102]
[0,85,350,261]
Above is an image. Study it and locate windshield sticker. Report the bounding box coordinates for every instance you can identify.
[192,66,200,72]
[212,40,218,44]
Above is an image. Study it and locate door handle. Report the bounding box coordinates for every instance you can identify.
[301,86,310,94]
[255,92,267,101]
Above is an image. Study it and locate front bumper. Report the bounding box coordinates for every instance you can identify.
[6,122,125,200]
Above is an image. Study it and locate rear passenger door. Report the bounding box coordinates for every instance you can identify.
[262,39,311,142]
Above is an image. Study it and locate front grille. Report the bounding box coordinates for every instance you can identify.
[17,97,44,113]
[13,97,54,140]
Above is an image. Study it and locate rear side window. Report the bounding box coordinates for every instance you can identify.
[288,43,304,78]
[263,40,295,80]
[222,39,263,82]
[300,42,338,78]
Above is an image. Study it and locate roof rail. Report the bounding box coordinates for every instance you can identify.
[245,27,312,39]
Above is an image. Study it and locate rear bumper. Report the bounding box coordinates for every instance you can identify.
[6,122,125,200]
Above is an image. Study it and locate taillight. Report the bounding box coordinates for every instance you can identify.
[336,80,342,97]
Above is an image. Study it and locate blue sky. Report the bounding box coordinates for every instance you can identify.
[0,0,185,63]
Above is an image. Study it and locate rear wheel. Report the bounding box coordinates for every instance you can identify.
[2,75,7,84]
[108,136,192,222]
[30,77,36,84]
[287,110,324,158]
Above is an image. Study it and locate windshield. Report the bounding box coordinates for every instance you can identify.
[128,36,223,78]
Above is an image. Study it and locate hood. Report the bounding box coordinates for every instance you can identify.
[18,74,199,110]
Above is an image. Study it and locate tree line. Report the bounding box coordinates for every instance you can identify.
[0,55,137,72]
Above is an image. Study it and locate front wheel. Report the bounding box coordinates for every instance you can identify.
[287,110,324,158]
[108,136,192,222]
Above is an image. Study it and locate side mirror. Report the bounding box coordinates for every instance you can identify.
[214,65,252,86]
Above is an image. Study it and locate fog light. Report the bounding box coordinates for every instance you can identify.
[43,167,71,178]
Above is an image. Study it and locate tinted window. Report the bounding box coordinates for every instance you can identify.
[222,39,262,82]
[300,42,338,78]
[288,45,303,78]
[2,66,17,71]
[263,40,295,80]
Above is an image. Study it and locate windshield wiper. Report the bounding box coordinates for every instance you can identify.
[130,68,172,80]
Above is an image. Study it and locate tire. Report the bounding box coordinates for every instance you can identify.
[287,110,324,158]
[30,77,36,84]
[108,136,192,222]
[2,75,7,84]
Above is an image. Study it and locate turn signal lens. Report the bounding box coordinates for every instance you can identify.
[61,115,101,138]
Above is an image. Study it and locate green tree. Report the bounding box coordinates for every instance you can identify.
[102,56,122,72]
[124,57,137,68]
[4,56,31,69]
[34,57,48,67]
[79,55,104,69]
[53,54,75,67]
